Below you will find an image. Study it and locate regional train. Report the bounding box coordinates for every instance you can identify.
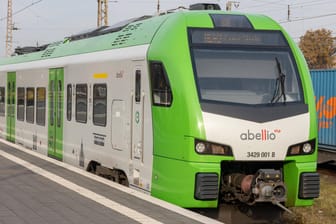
[0,3,320,210]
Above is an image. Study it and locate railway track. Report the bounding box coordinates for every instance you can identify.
[198,160,336,223]
[318,160,336,171]
[193,203,284,224]
[201,165,336,224]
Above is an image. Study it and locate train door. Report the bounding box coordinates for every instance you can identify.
[131,67,144,186]
[48,68,64,160]
[6,72,16,142]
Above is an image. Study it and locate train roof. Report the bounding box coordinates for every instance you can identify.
[0,9,282,67]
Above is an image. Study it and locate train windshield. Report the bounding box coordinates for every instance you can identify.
[190,30,302,105]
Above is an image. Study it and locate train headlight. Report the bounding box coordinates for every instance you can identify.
[287,139,316,156]
[195,142,206,153]
[302,143,312,153]
[195,139,233,156]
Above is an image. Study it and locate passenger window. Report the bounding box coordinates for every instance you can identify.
[0,87,5,116]
[67,84,72,121]
[76,84,87,123]
[150,62,173,107]
[17,87,25,121]
[26,87,35,123]
[93,84,107,126]
[36,87,46,126]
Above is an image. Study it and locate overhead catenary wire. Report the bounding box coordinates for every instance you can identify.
[240,0,336,16]
[290,0,335,7]
[0,0,43,21]
[237,0,336,30]
[1,0,335,55]
[239,0,287,10]
[280,12,336,24]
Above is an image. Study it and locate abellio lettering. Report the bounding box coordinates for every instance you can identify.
[240,129,277,141]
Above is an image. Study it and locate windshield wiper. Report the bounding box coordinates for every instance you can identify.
[271,57,286,104]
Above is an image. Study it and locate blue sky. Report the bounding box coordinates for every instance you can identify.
[1,0,335,57]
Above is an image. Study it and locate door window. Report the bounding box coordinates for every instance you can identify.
[135,70,141,103]
[36,87,46,126]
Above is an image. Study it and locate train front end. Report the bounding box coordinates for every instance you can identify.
[148,11,319,209]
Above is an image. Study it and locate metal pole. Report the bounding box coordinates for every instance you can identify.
[226,1,240,11]
[104,0,108,26]
[97,0,101,27]
[97,0,109,27]
[6,0,13,56]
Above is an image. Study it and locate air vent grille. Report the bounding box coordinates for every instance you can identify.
[195,173,219,200]
[299,172,320,199]
[111,23,142,46]
[123,23,142,32]
[41,48,56,58]
[112,33,132,46]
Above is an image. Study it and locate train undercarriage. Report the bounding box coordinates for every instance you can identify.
[86,161,130,186]
[220,162,291,213]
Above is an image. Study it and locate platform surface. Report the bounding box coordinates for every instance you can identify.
[0,140,221,224]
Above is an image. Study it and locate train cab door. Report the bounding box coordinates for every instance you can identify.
[130,67,145,186]
[48,68,64,160]
[6,72,16,142]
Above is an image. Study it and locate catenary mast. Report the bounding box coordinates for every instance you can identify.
[5,0,13,56]
[97,0,108,27]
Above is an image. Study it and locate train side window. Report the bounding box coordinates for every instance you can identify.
[93,84,107,126]
[67,84,72,121]
[149,62,173,107]
[135,70,141,103]
[0,87,5,116]
[17,87,25,121]
[36,87,46,126]
[26,87,35,123]
[76,84,87,123]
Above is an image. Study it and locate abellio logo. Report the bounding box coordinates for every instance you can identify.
[240,129,281,141]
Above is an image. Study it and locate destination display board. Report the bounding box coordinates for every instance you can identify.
[190,29,287,47]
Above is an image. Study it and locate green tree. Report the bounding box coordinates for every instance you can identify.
[299,29,336,69]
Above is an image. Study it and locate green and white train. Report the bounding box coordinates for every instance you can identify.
[0,4,319,209]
